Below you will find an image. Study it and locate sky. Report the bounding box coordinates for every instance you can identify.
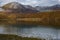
[0,0,60,6]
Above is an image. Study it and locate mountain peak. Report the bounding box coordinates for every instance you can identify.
[2,2,25,10]
[2,2,39,13]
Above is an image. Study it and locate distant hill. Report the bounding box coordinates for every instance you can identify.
[35,4,60,12]
[2,2,39,13]
[50,4,60,10]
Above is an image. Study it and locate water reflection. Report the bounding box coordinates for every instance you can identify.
[0,25,59,39]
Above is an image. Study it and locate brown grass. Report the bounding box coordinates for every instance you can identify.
[0,11,60,26]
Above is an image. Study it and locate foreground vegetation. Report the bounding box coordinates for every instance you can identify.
[0,11,60,27]
[0,34,44,40]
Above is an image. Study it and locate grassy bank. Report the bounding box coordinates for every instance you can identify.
[0,34,45,40]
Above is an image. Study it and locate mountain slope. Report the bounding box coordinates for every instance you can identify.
[35,4,60,12]
[2,2,39,13]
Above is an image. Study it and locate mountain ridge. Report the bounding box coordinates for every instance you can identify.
[2,2,39,13]
[0,2,60,13]
[35,4,60,11]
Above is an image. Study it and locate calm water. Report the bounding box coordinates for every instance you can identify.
[0,25,59,39]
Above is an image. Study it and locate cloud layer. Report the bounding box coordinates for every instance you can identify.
[0,0,59,6]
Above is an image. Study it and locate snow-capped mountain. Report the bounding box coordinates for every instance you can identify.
[1,2,60,13]
[2,2,39,13]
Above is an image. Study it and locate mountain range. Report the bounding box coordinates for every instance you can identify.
[2,2,38,13]
[35,4,60,12]
[0,2,60,13]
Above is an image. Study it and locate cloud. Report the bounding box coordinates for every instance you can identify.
[58,0,60,4]
[23,0,38,6]
[19,0,58,6]
[59,0,60,1]
[0,0,59,6]
[0,0,17,6]
[37,0,58,6]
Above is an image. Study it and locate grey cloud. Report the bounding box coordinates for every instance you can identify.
[0,0,59,6]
